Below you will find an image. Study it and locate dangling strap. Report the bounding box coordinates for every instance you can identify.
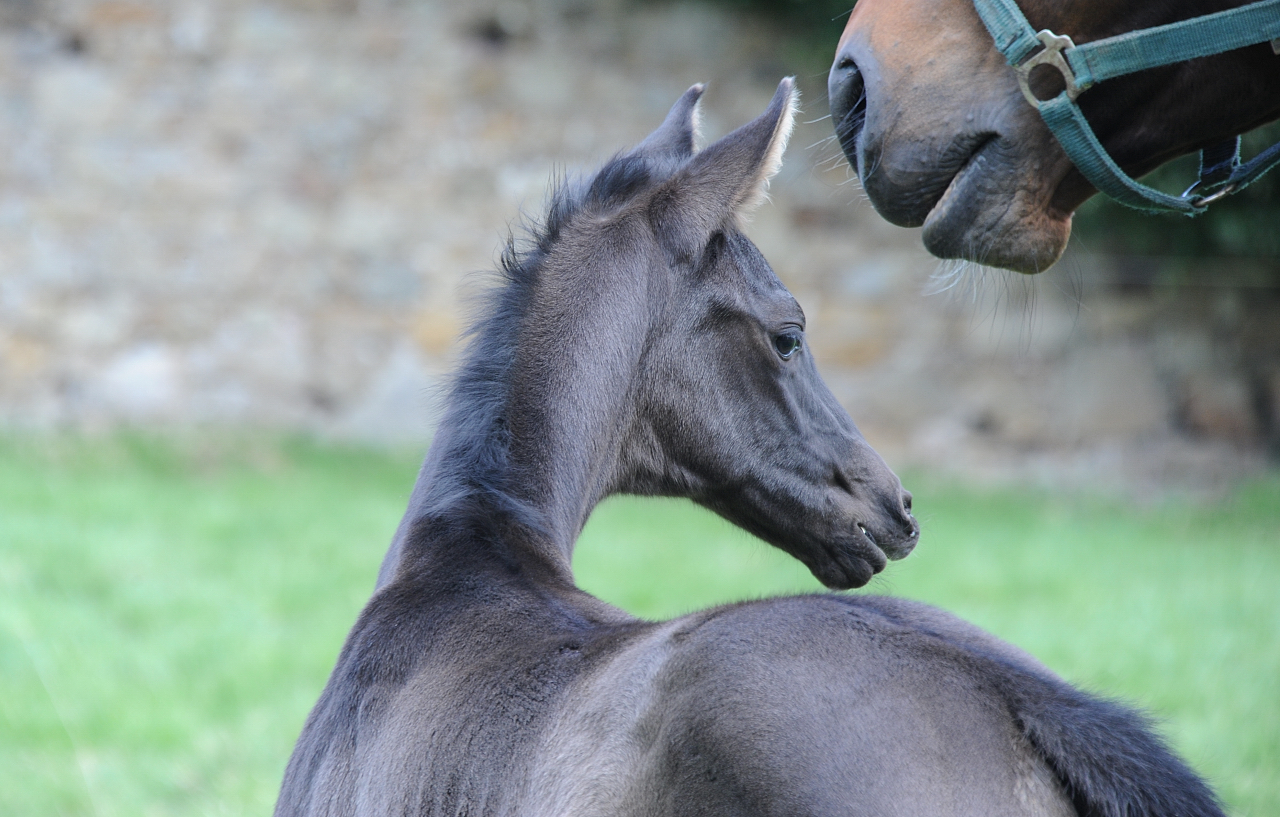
[1226,140,1280,193]
[1199,138,1241,187]
[1036,95,1204,212]
[1185,136,1280,206]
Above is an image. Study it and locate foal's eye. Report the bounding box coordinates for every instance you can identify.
[773,332,802,359]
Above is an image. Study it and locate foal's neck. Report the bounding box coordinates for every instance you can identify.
[381,232,655,592]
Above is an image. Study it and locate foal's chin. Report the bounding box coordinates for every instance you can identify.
[804,541,889,591]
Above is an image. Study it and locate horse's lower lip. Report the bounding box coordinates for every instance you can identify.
[923,134,998,231]
[809,530,888,589]
[832,554,880,590]
[917,132,1072,273]
[856,523,905,563]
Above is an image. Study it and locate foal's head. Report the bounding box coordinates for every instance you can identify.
[483,81,917,589]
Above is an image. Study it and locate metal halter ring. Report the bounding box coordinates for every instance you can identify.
[1184,181,1239,208]
[1015,30,1083,108]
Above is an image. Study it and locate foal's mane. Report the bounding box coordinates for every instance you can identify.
[423,153,666,536]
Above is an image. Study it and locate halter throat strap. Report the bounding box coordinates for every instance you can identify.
[973,0,1280,213]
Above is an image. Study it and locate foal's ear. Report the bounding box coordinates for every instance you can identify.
[651,78,798,257]
[632,84,706,162]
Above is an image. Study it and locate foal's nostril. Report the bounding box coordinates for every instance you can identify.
[902,490,913,514]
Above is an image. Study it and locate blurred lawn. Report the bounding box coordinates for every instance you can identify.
[1,435,1277,817]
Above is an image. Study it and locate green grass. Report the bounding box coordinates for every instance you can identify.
[2,435,1277,816]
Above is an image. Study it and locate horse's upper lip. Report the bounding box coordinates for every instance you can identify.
[856,131,999,229]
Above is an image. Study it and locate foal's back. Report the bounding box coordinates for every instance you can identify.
[285,580,1075,816]
[528,594,1075,817]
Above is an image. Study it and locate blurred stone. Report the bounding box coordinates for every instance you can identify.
[34,63,120,129]
[96,343,180,418]
[1051,343,1168,444]
[1176,373,1261,444]
[334,340,437,441]
[169,1,214,55]
[333,196,402,253]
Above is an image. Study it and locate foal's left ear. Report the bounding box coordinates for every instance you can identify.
[651,78,798,257]
[632,84,706,162]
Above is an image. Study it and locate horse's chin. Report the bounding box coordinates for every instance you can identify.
[920,156,1072,274]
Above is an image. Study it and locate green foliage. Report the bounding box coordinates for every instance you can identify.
[0,435,417,817]
[2,436,1277,816]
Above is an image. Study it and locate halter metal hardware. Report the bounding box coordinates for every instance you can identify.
[1184,181,1238,208]
[1015,31,1082,109]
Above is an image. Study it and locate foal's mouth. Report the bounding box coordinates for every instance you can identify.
[859,522,916,561]
[804,519,917,591]
[811,541,887,590]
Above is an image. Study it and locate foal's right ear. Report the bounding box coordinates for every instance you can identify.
[632,84,705,162]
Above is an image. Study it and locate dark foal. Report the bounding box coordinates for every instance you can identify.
[276,81,1224,817]
[829,0,1280,272]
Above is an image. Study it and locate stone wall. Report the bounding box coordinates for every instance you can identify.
[1,0,1276,492]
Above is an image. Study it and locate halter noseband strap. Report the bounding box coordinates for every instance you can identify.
[973,0,1280,214]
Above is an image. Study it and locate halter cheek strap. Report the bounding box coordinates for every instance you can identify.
[973,0,1280,214]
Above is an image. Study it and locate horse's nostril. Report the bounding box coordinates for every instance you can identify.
[833,60,864,104]
[829,53,868,166]
[902,491,913,513]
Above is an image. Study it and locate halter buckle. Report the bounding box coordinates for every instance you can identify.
[1015,30,1082,109]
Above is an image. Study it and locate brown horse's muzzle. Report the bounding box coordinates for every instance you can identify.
[829,11,1075,274]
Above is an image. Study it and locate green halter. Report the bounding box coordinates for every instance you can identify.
[973,0,1280,213]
